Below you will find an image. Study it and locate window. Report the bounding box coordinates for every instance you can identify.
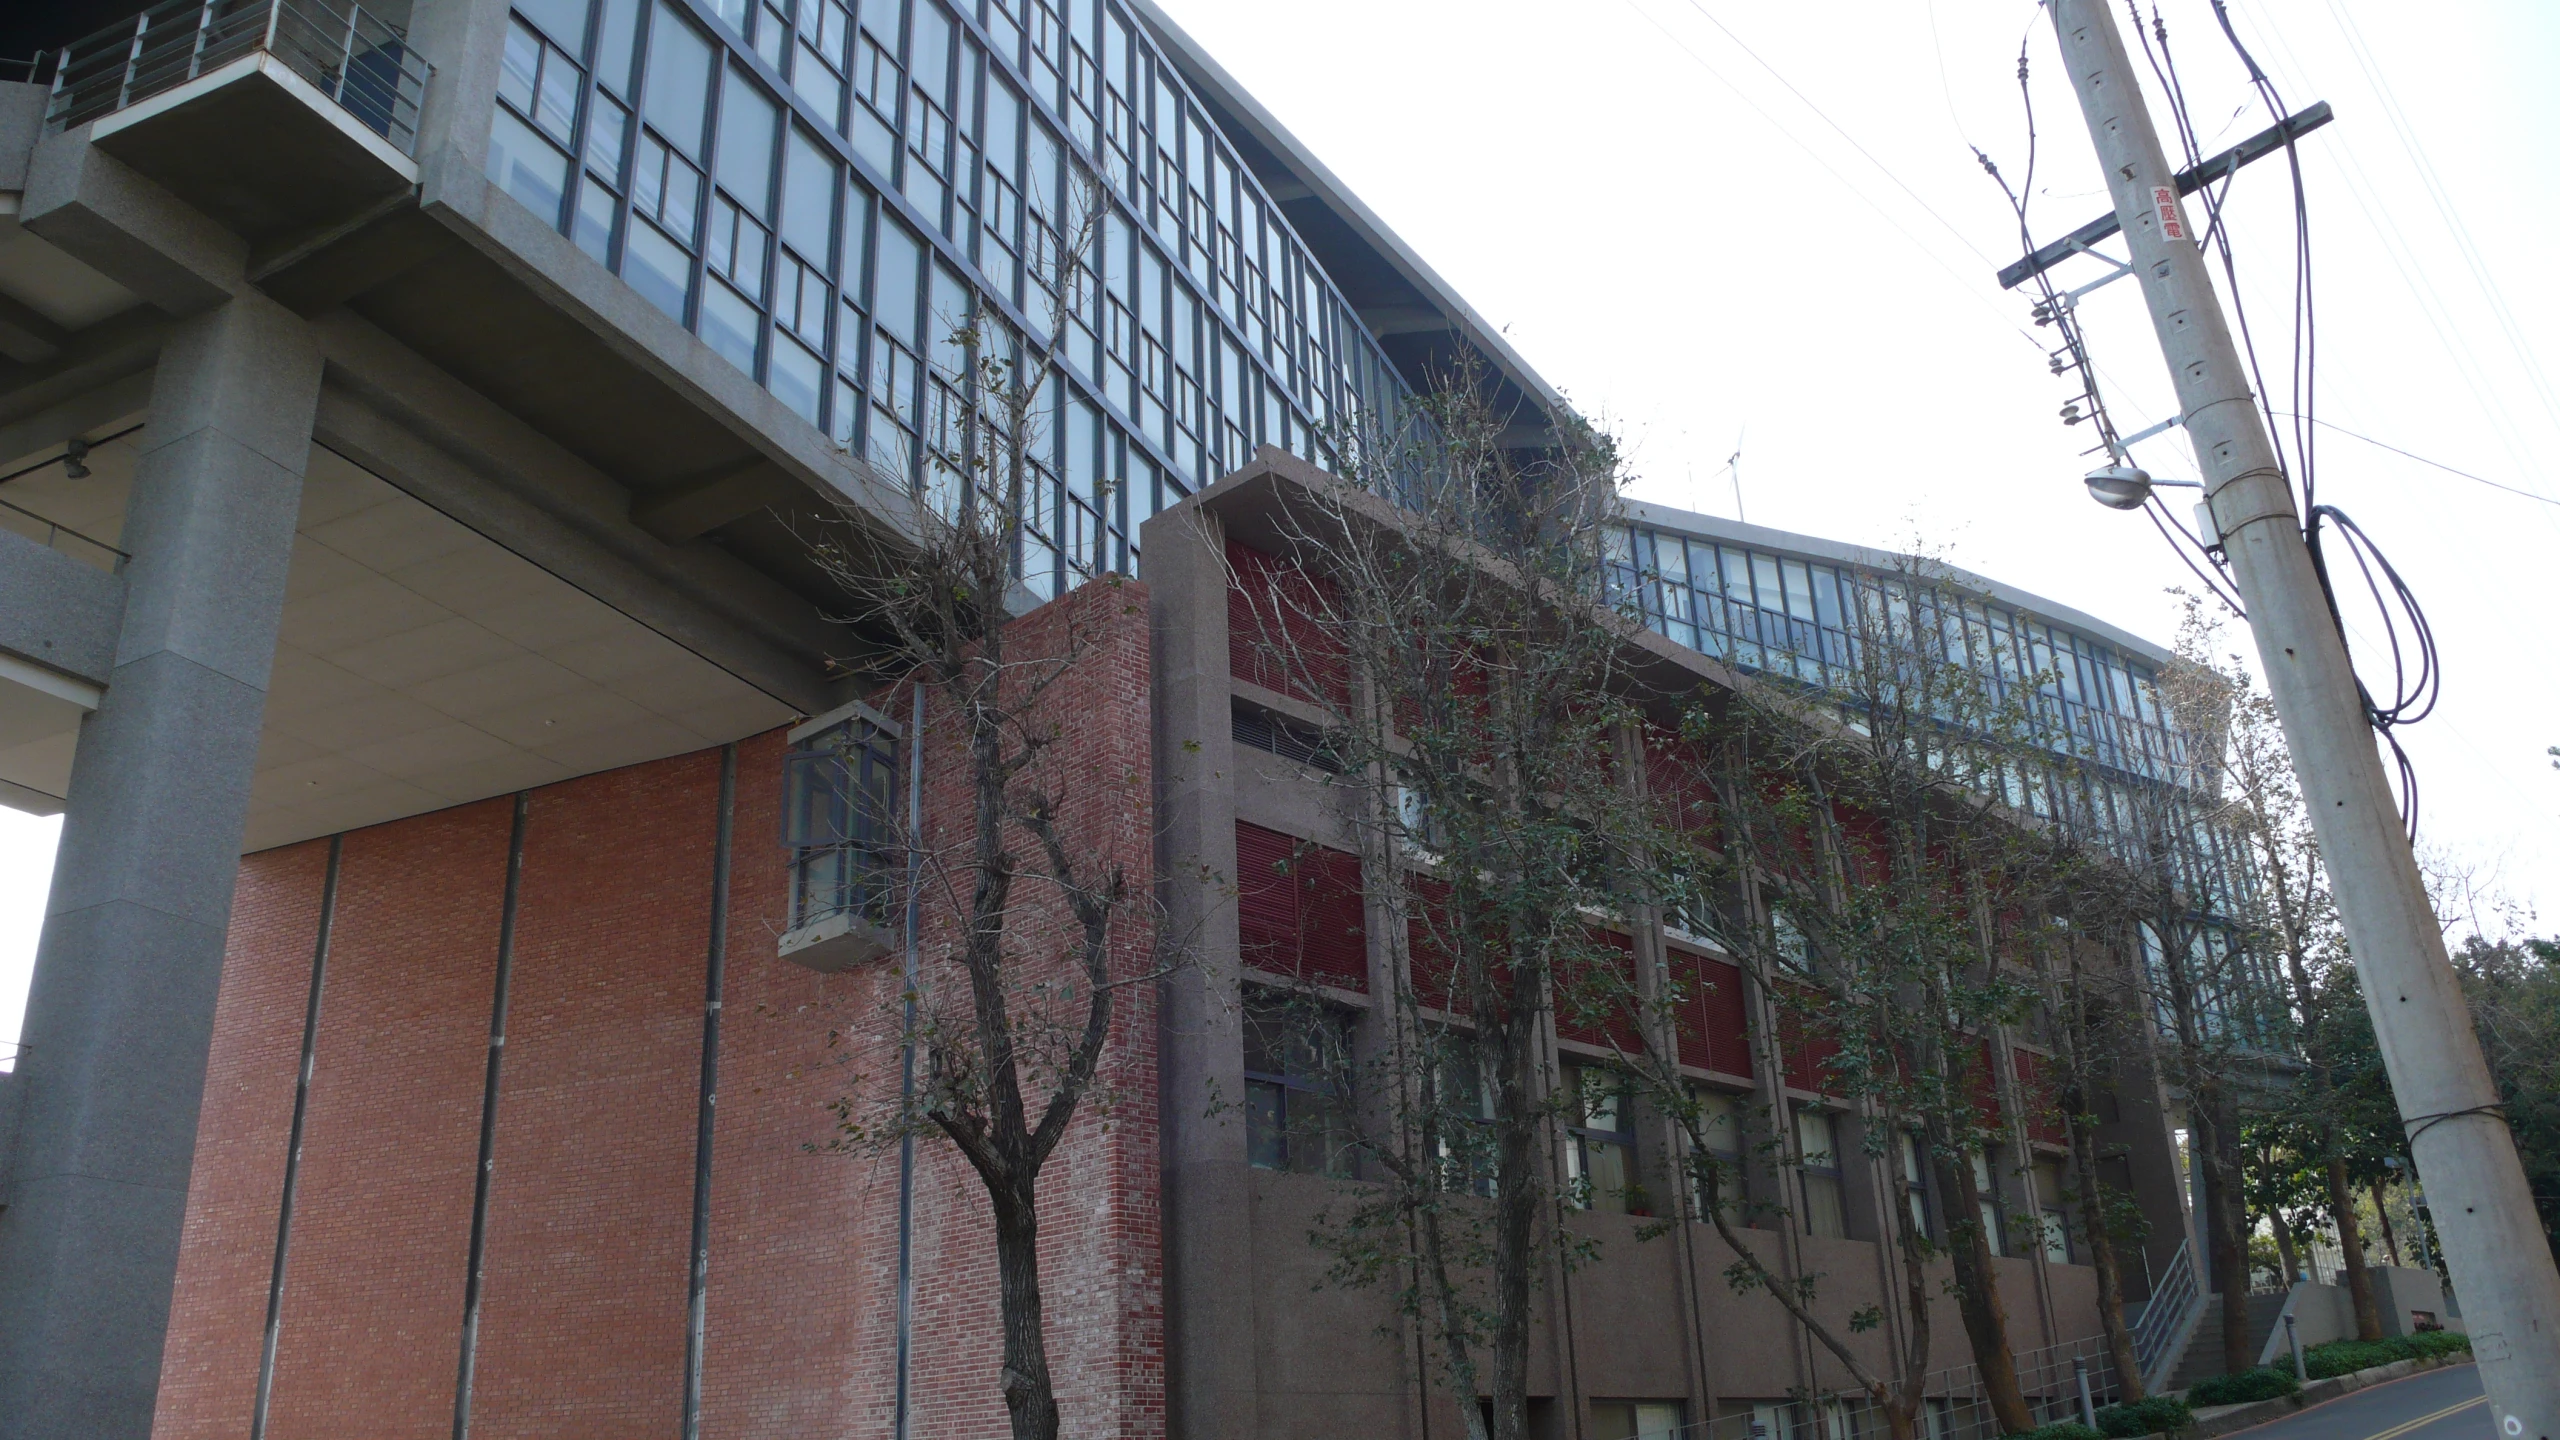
[1564,1063,1639,1214]
[1243,996,1353,1176]
[1971,1150,2007,1257]
[1431,1030,1496,1197]
[1898,1131,1935,1241]
[1796,1109,1846,1239]
[1770,904,1812,974]
[1591,1402,1683,1440]
[1230,700,1339,773]
[2034,1158,2073,1264]
[781,710,898,933]
[1688,1084,1742,1221]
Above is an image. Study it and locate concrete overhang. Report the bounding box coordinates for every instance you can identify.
[247,445,799,849]
[85,52,419,248]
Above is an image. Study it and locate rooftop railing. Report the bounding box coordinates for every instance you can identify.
[46,0,429,155]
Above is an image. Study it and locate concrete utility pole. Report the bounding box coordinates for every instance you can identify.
[2045,3,2560,1431]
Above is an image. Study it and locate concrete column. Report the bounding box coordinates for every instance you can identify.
[1143,499,1261,1440]
[0,296,320,1440]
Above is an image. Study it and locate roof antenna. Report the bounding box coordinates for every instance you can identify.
[1724,430,1746,523]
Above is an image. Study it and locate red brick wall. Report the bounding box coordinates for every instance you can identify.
[263,800,512,1438]
[155,581,1163,1440]
[467,753,720,1438]
[151,840,330,1440]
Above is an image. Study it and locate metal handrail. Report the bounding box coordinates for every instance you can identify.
[45,0,431,156]
[2130,1235,2203,1390]
[0,495,128,574]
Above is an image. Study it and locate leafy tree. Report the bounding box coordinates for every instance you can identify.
[1629,552,2059,1438]
[1237,372,1644,1440]
[2454,933,2560,1262]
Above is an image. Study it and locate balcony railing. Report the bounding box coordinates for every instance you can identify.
[0,495,128,574]
[46,0,429,156]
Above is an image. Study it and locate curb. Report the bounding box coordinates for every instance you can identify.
[2167,1355,2468,1439]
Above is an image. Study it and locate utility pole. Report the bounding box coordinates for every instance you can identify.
[2044,3,2560,1430]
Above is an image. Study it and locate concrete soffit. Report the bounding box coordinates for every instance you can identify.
[311,311,852,716]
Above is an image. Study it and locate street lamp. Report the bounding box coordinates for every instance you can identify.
[2082,463,2201,511]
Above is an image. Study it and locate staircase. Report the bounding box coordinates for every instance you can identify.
[2166,1292,2293,1393]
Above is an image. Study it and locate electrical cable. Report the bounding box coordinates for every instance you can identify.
[1613,0,2056,362]
[1979,34,2248,619]
[1675,0,2010,270]
[2202,0,2441,840]
[2272,413,2560,510]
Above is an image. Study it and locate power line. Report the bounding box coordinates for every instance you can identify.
[2273,413,2560,510]
[1614,0,2052,360]
[1676,0,2007,269]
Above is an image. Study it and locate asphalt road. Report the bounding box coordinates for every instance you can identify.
[2225,1364,2488,1440]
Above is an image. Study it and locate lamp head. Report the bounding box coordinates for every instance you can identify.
[2084,464,2153,510]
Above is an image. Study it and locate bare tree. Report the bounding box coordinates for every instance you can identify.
[802,165,1173,1440]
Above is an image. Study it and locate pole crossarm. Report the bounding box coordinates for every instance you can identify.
[1996,101,2333,290]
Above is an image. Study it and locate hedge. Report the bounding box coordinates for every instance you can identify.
[2302,1330,2472,1379]
[2186,1366,2300,1404]
[2093,1395,2193,1437]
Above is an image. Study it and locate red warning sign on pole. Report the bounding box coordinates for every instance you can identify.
[2152,185,2186,241]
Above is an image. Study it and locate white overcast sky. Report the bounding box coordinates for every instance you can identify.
[4,0,2557,1050]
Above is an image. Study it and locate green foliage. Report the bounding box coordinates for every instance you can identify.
[2185,1366,2299,1405]
[2456,934,2560,1261]
[2002,1425,2103,1440]
[2301,1330,2471,1379]
[2092,1394,2192,1437]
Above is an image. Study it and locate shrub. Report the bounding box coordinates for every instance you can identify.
[2094,1394,2194,1437]
[2186,1366,2300,1405]
[2003,1424,2104,1440]
[2302,1330,2472,1379]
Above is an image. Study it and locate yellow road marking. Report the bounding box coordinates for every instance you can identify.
[2359,1394,2489,1440]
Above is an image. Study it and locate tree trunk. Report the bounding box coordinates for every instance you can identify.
[2204,1109,2253,1378]
[1936,1150,2033,1434]
[2270,1210,2300,1289]
[2371,1175,2402,1267]
[1487,1005,1542,1440]
[992,1179,1061,1440]
[2067,1102,2146,1401]
[2325,1157,2383,1340]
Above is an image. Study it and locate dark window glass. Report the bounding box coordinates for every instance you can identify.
[1242,997,1353,1176]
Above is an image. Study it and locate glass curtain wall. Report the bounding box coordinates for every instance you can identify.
[1603,521,2277,1046]
[487,0,1415,596]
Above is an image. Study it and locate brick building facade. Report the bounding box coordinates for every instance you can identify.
[126,454,2185,1440]
[0,0,2213,1430]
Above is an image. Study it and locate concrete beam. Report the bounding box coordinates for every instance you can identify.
[252,202,455,317]
[0,83,43,192]
[632,460,802,544]
[312,310,851,714]
[19,128,246,317]
[0,526,126,688]
[1359,305,1454,337]
[0,292,65,365]
[0,323,162,449]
